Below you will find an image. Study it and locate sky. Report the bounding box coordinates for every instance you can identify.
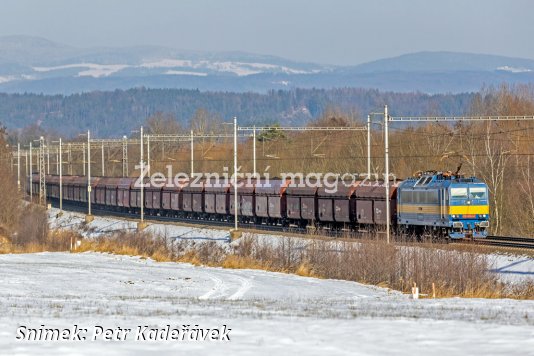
[0,0,532,65]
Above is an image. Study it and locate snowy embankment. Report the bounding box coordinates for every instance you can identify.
[47,208,231,243]
[0,252,533,355]
[47,208,534,283]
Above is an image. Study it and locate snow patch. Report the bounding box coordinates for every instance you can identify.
[77,64,129,78]
[165,70,208,76]
[20,74,36,80]
[140,59,193,68]
[47,208,231,242]
[136,58,315,76]
[496,66,532,73]
[273,80,291,86]
[242,62,309,74]
[0,74,37,83]
[0,75,15,84]
[30,58,318,78]
[33,63,129,78]
[210,62,261,76]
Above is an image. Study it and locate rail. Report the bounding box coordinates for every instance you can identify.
[470,235,534,250]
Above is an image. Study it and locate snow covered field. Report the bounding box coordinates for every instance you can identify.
[0,252,533,355]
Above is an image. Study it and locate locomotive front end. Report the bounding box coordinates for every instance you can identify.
[448,181,490,239]
[396,171,490,240]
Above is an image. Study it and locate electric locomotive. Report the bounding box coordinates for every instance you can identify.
[396,171,490,238]
[32,169,491,240]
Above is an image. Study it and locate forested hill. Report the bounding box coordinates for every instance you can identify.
[0,87,474,138]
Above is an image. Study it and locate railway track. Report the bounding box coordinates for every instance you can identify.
[472,235,534,250]
[50,201,534,249]
[50,201,334,237]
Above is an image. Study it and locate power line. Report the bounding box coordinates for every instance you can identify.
[145,152,534,164]
[389,115,534,122]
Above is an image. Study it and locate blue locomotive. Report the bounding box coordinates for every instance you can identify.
[396,171,490,238]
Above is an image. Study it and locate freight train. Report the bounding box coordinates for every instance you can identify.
[30,170,490,239]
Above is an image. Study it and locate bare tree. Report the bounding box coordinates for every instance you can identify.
[0,126,22,237]
[190,108,222,134]
[465,84,534,235]
[145,112,182,135]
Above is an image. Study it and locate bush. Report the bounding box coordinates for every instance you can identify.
[11,204,49,246]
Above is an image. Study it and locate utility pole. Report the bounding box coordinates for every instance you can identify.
[29,142,33,200]
[24,151,28,186]
[122,136,128,177]
[253,125,257,178]
[138,126,146,230]
[52,137,64,215]
[46,145,50,175]
[38,137,46,207]
[140,126,144,224]
[233,117,239,235]
[68,143,72,175]
[82,143,86,176]
[101,142,105,176]
[17,143,20,191]
[56,147,59,174]
[221,117,241,239]
[367,114,371,179]
[85,131,93,223]
[384,106,390,244]
[59,138,63,213]
[190,129,194,177]
[147,134,151,177]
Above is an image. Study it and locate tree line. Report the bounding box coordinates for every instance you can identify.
[0,87,474,141]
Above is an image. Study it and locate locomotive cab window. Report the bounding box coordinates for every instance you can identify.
[450,187,468,199]
[469,187,486,199]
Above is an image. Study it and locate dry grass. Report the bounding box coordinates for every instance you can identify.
[221,255,269,270]
[76,231,170,260]
[295,261,320,278]
[70,230,534,300]
[1,228,77,254]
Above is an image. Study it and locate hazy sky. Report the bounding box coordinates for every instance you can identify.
[0,0,532,65]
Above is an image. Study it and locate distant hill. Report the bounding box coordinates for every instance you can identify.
[345,51,534,73]
[0,36,533,94]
